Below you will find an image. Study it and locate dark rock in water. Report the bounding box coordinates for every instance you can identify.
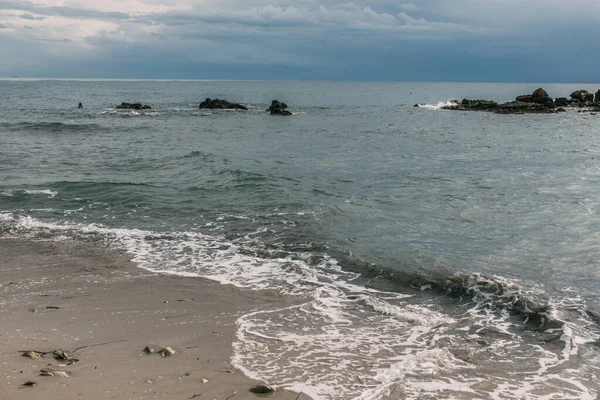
[117,102,151,110]
[515,88,554,106]
[266,100,292,116]
[531,87,549,99]
[595,90,600,103]
[570,90,594,102]
[199,98,248,110]
[495,101,558,114]
[554,97,569,107]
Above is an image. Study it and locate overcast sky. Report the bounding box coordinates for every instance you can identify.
[1,0,599,81]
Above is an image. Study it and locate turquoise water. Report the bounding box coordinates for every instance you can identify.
[2,79,600,399]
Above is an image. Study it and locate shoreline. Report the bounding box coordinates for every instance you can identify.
[0,237,303,400]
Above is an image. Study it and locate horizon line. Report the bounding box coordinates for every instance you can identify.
[1,77,599,85]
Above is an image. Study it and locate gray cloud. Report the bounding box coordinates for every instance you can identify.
[19,13,44,20]
[0,0,129,20]
[0,1,34,11]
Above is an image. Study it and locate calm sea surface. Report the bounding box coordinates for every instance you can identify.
[2,79,600,399]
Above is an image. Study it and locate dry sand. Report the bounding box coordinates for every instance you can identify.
[0,238,302,400]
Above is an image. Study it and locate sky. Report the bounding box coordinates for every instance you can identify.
[0,0,599,82]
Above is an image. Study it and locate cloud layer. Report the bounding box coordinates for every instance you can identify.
[0,0,598,81]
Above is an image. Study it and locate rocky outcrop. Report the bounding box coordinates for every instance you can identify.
[439,86,600,114]
[199,98,248,110]
[570,90,594,103]
[116,102,151,110]
[266,100,292,116]
[443,98,560,114]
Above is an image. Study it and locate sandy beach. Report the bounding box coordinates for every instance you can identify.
[0,237,301,400]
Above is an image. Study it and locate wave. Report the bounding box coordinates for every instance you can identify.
[0,189,58,198]
[0,121,105,133]
[1,213,599,400]
[407,270,561,330]
[47,180,157,189]
[183,150,212,159]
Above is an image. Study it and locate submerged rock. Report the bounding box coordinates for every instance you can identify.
[266,100,292,116]
[199,98,248,110]
[116,102,151,110]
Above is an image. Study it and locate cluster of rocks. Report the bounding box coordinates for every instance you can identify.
[116,102,152,110]
[113,99,295,116]
[433,88,600,114]
[199,98,294,116]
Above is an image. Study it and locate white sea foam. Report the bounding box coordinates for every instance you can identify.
[26,189,58,198]
[0,189,57,198]
[417,101,459,110]
[1,213,599,400]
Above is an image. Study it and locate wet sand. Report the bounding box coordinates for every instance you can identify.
[0,238,301,400]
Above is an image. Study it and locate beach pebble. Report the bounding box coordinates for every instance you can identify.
[40,369,71,377]
[249,385,275,395]
[22,351,41,359]
[158,346,175,357]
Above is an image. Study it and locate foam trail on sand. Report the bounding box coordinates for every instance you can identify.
[1,213,600,400]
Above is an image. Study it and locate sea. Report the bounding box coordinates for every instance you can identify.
[1,79,600,400]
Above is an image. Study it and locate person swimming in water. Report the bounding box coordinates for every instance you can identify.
[78,103,83,108]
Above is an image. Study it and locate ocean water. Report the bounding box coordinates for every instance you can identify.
[2,79,600,399]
